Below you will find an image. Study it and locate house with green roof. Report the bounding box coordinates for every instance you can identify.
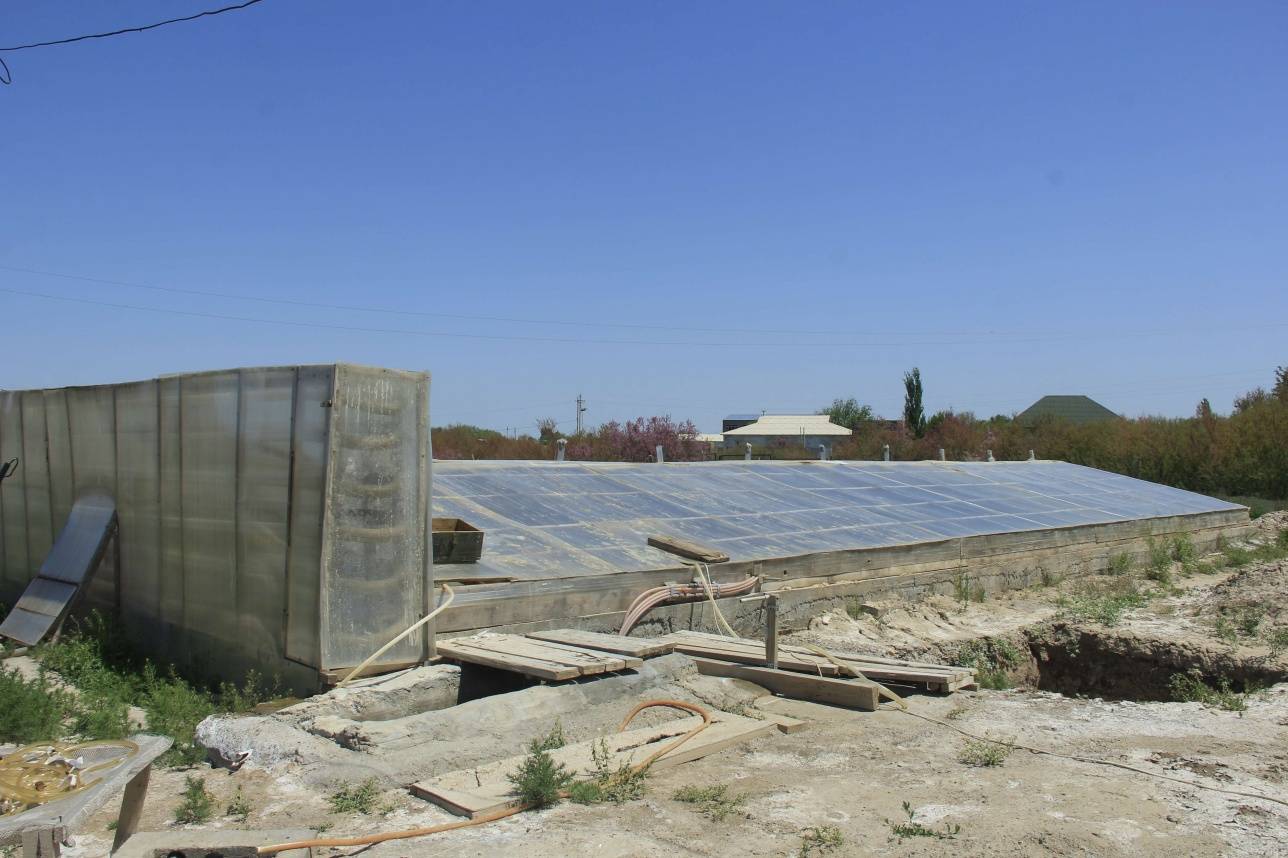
[1016,395,1120,425]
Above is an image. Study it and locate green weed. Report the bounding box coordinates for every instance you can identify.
[328,779,383,815]
[1170,535,1196,564]
[1107,552,1133,575]
[530,720,566,752]
[958,738,1009,767]
[952,639,1022,690]
[569,739,650,805]
[0,668,75,744]
[672,783,746,821]
[1058,577,1146,626]
[1214,616,1238,644]
[507,736,573,808]
[1266,627,1288,656]
[889,801,960,842]
[34,611,277,766]
[174,775,215,824]
[226,788,252,822]
[1238,607,1265,637]
[1169,671,1247,712]
[1147,539,1172,573]
[798,825,845,856]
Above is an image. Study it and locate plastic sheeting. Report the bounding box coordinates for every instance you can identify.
[432,460,1243,581]
[0,364,430,685]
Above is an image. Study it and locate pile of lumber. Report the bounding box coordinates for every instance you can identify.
[436,632,642,681]
[661,631,976,693]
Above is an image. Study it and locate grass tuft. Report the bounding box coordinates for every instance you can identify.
[1107,552,1133,575]
[672,783,746,821]
[328,779,383,815]
[226,787,252,822]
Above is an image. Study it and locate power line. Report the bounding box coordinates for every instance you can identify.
[0,0,268,85]
[4,264,1287,344]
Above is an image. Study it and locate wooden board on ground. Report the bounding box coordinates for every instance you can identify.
[664,631,975,692]
[436,632,642,681]
[647,535,730,564]
[410,710,774,818]
[524,629,676,658]
[690,657,881,711]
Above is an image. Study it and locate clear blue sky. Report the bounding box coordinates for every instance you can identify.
[2,1,1284,434]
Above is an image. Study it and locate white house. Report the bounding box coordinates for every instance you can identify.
[721,414,852,454]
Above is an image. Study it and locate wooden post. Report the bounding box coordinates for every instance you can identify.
[110,764,151,852]
[764,594,778,670]
[21,828,59,858]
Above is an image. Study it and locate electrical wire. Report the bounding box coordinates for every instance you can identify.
[1,1,266,52]
[0,1,268,86]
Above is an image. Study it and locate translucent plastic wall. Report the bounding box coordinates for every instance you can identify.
[0,364,430,686]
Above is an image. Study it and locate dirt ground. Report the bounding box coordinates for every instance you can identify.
[61,517,1288,857]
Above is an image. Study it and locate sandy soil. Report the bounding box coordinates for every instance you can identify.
[61,521,1288,857]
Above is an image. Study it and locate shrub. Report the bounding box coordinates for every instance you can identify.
[952,639,1021,690]
[507,738,573,808]
[1107,552,1133,575]
[0,668,75,744]
[958,739,1009,767]
[1169,671,1247,712]
[1170,536,1196,564]
[174,775,215,824]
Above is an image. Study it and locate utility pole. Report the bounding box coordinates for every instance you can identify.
[575,394,586,434]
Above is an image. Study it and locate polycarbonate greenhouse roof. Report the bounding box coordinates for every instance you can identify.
[430,460,1242,581]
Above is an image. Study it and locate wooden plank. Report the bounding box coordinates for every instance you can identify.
[411,711,774,818]
[434,639,580,681]
[666,631,974,687]
[689,657,880,711]
[647,535,730,564]
[525,629,676,658]
[467,635,638,673]
[435,633,639,681]
[756,710,808,734]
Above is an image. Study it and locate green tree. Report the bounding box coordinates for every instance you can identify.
[903,368,926,438]
[1273,365,1288,403]
[820,397,874,431]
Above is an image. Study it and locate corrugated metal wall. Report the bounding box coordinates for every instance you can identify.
[0,364,430,688]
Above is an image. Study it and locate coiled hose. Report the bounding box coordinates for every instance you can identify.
[256,699,712,855]
[0,740,139,816]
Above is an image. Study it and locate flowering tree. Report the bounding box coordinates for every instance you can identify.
[566,416,709,462]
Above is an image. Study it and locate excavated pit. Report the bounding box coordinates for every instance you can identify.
[962,622,1288,702]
